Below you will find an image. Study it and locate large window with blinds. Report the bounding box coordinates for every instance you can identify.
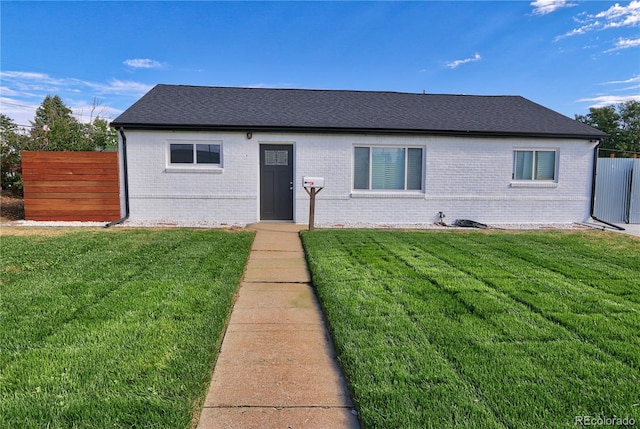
[354,146,423,191]
[513,150,556,181]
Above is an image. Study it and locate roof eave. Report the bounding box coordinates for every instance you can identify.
[110,122,607,140]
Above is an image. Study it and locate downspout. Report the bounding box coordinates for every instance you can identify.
[589,138,625,231]
[105,127,130,228]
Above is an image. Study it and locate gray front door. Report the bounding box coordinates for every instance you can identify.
[260,145,293,220]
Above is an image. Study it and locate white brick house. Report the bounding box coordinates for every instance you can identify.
[111,85,606,227]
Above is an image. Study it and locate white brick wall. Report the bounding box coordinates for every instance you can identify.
[120,130,596,226]
[122,130,259,224]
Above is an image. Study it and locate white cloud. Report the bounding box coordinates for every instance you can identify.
[84,79,153,96]
[602,75,640,85]
[1,87,27,97]
[124,58,164,69]
[2,71,53,81]
[69,101,124,123]
[578,74,640,109]
[599,75,640,93]
[577,93,640,108]
[1,71,91,95]
[1,70,152,97]
[558,0,640,39]
[605,37,640,52]
[595,0,640,29]
[531,0,576,16]
[0,70,153,125]
[445,53,482,69]
[0,96,40,127]
[1,71,71,95]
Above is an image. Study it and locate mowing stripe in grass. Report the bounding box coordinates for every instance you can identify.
[305,232,508,428]
[359,232,610,427]
[368,233,577,344]
[464,233,640,299]
[451,234,639,369]
[302,229,640,429]
[402,231,640,370]
[0,229,254,429]
[498,232,639,281]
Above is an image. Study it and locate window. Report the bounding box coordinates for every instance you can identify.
[264,150,289,166]
[169,143,221,165]
[513,150,556,181]
[354,146,423,190]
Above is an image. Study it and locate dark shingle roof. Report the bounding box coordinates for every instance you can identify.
[111,84,606,139]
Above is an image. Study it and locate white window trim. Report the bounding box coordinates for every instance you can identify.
[350,191,425,198]
[510,181,559,188]
[511,148,559,185]
[165,139,223,173]
[352,144,425,193]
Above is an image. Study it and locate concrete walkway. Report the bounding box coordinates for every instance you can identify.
[197,223,360,429]
[611,222,640,237]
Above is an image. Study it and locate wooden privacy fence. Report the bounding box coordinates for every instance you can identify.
[22,151,120,221]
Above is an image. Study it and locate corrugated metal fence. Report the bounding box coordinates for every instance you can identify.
[22,151,120,221]
[594,158,640,224]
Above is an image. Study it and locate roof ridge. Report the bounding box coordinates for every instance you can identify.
[153,83,522,99]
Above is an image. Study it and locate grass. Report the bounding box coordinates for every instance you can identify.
[0,228,254,428]
[301,229,640,429]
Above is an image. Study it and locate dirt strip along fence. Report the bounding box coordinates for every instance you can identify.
[21,151,120,222]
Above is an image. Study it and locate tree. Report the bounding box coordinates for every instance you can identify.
[576,100,640,157]
[618,100,640,155]
[27,95,92,151]
[85,117,118,151]
[24,95,117,151]
[2,95,118,194]
[80,98,118,151]
[0,114,27,191]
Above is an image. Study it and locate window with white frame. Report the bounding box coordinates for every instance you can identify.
[513,150,556,181]
[354,146,423,190]
[169,142,221,166]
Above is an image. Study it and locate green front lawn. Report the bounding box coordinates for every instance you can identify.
[301,230,640,429]
[0,228,254,428]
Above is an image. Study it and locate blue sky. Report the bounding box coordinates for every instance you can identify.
[1,1,639,128]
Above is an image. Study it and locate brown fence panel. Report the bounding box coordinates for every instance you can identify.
[22,151,120,221]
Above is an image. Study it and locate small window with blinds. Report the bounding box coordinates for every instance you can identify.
[354,146,423,191]
[513,150,556,181]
